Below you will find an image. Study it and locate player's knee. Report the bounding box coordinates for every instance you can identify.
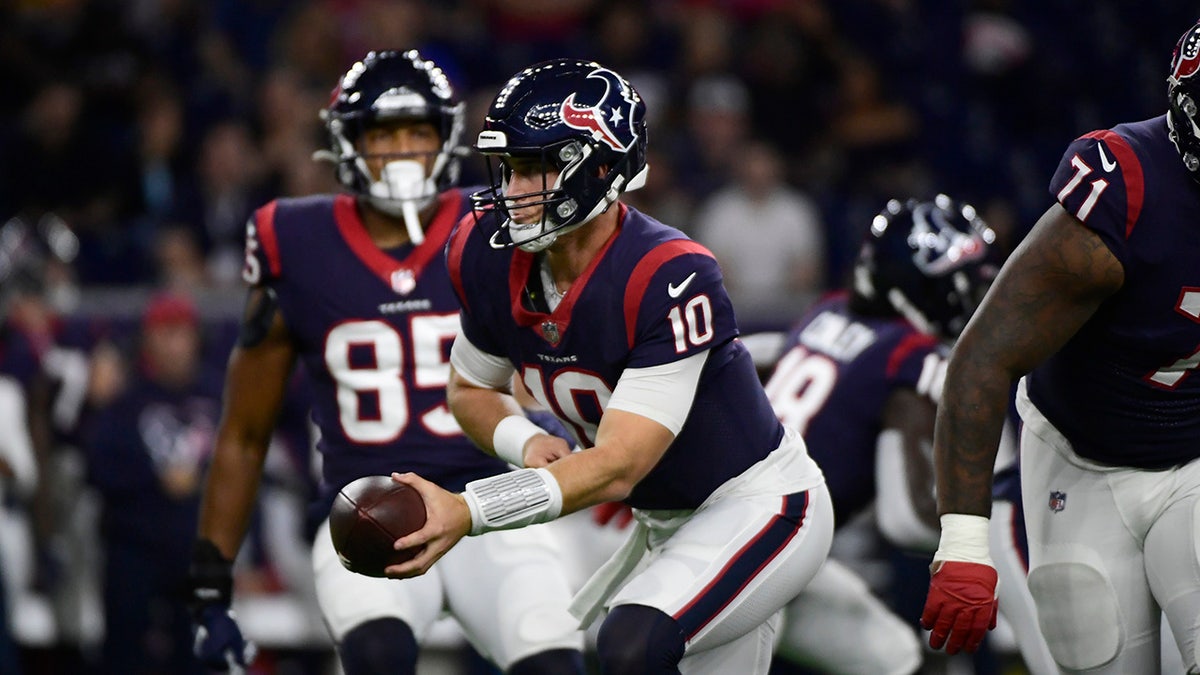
[596,604,686,675]
[1028,559,1121,671]
[338,617,418,675]
[507,648,585,675]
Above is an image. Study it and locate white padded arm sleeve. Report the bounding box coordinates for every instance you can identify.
[449,331,514,390]
[874,429,939,552]
[0,377,37,499]
[606,350,708,435]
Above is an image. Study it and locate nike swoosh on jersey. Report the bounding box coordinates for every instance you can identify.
[667,272,698,298]
[1097,144,1117,172]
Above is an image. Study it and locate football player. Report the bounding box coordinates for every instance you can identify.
[923,19,1200,673]
[188,51,585,675]
[763,196,1057,675]
[386,58,834,675]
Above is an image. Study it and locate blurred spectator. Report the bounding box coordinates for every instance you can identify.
[693,140,826,308]
[272,2,345,89]
[738,7,839,168]
[622,146,691,232]
[256,67,325,185]
[2,81,99,222]
[173,120,269,287]
[152,225,211,291]
[672,74,752,202]
[131,81,189,225]
[829,52,920,172]
[673,4,735,80]
[84,292,220,675]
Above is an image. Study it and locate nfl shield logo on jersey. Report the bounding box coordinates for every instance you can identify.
[540,320,561,346]
[1049,490,1067,513]
[390,268,416,295]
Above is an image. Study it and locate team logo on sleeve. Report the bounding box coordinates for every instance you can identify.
[1048,490,1067,513]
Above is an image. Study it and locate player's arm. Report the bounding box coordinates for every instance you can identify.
[189,286,294,670]
[874,387,939,551]
[922,203,1123,654]
[934,203,1122,518]
[197,287,297,558]
[391,349,701,578]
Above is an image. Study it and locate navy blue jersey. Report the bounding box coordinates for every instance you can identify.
[448,205,785,510]
[0,325,44,387]
[764,294,944,525]
[244,189,508,513]
[1026,115,1200,468]
[85,373,223,562]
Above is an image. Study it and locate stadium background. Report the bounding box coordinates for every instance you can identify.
[0,1,1190,674]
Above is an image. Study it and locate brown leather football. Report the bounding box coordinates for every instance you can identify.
[328,475,426,577]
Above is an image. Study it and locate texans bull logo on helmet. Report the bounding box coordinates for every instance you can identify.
[558,67,641,152]
[1171,23,1200,85]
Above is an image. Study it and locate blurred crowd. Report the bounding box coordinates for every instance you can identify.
[0,0,1192,674]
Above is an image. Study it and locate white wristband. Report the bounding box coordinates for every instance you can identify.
[492,415,545,467]
[933,513,993,565]
[462,468,564,536]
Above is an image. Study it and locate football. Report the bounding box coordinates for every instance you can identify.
[328,475,427,578]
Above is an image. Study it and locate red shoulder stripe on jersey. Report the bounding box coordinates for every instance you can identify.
[254,201,282,277]
[447,211,477,313]
[886,331,939,378]
[1083,130,1145,238]
[624,239,715,349]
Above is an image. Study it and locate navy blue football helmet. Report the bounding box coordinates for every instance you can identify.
[472,59,649,252]
[318,50,464,242]
[1168,20,1200,183]
[851,195,997,340]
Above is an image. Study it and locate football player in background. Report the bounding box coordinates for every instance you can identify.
[388,58,834,675]
[762,196,1057,675]
[923,19,1200,673]
[188,50,585,675]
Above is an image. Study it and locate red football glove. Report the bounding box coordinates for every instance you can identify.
[920,560,998,655]
[592,502,634,529]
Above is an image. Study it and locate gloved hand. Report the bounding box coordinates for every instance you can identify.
[189,539,256,672]
[592,502,634,529]
[920,560,998,655]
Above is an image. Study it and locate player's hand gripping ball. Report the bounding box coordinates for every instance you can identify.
[329,475,427,577]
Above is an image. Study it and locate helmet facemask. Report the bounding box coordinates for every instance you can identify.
[1168,22,1200,184]
[317,50,464,245]
[478,138,620,252]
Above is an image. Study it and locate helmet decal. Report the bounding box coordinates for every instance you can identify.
[559,67,639,152]
[1171,24,1200,85]
[853,195,996,341]
[908,202,989,277]
[471,59,649,252]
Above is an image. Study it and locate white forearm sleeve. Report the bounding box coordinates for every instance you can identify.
[0,377,37,499]
[462,468,563,536]
[874,429,939,552]
[449,332,514,390]
[606,350,707,435]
